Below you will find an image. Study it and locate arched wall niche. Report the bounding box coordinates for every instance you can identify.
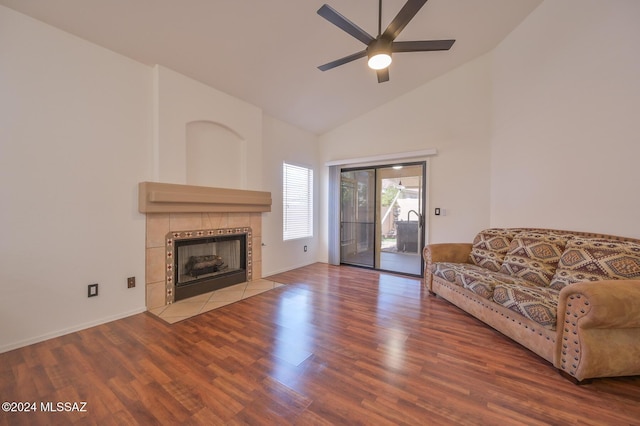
[185,120,246,189]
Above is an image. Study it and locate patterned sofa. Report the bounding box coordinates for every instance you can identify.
[423,228,640,383]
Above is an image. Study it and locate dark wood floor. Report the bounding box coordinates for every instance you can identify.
[2,263,639,425]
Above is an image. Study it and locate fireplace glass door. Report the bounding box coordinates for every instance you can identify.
[174,234,247,301]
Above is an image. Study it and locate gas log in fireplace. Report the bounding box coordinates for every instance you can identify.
[168,229,251,302]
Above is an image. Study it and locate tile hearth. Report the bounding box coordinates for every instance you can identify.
[149,279,284,323]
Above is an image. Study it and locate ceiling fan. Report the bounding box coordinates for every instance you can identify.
[317,0,455,83]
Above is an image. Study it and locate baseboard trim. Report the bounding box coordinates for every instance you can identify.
[0,307,147,354]
[263,261,323,278]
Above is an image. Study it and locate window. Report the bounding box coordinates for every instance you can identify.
[283,162,313,240]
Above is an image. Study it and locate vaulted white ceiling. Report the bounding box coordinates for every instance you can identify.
[0,0,542,134]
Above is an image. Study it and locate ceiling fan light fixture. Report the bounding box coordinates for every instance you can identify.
[368,52,392,70]
[367,39,392,70]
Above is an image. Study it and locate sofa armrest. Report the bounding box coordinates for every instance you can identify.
[422,243,472,292]
[423,243,473,266]
[555,280,640,381]
[558,280,640,328]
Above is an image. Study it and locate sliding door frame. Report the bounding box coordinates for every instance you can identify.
[339,161,427,277]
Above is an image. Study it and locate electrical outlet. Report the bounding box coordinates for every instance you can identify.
[127,277,136,288]
[88,283,98,297]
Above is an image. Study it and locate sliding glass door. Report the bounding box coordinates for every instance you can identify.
[340,169,375,268]
[376,164,424,275]
[340,163,425,276]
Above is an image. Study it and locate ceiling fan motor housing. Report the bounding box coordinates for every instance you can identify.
[367,38,392,59]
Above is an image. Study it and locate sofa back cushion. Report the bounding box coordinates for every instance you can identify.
[469,229,520,272]
[499,232,569,287]
[549,237,640,290]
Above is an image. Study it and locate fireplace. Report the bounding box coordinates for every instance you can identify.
[166,227,252,304]
[140,182,271,311]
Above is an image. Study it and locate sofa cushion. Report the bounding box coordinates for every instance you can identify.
[432,262,535,299]
[493,284,560,330]
[499,232,569,287]
[549,238,640,290]
[469,229,521,272]
[431,262,469,285]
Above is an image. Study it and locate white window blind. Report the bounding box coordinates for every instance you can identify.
[283,162,313,240]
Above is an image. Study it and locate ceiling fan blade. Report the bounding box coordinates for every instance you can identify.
[318,50,367,71]
[318,4,375,46]
[377,68,389,83]
[382,0,428,41]
[392,39,455,53]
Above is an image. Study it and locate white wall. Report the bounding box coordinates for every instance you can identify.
[0,6,152,352]
[0,7,322,352]
[0,4,322,353]
[491,0,640,238]
[154,65,263,190]
[6,0,637,353]
[261,114,320,275]
[186,121,245,188]
[152,67,322,276]
[318,54,494,253]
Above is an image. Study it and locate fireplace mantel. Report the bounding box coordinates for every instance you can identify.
[138,182,272,213]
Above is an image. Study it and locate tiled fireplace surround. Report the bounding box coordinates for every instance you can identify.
[139,182,271,311]
[145,212,263,310]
